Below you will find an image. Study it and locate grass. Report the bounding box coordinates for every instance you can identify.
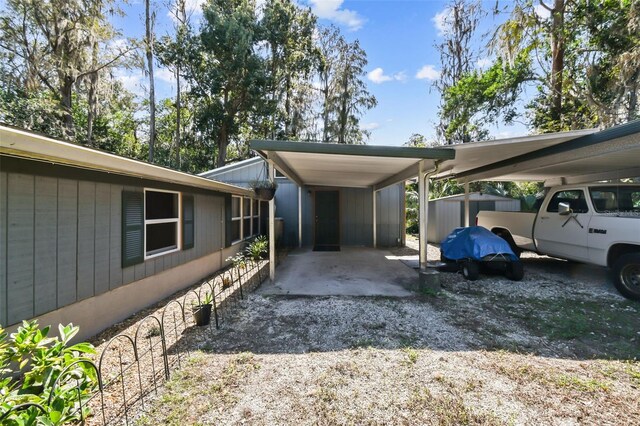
[406,387,502,426]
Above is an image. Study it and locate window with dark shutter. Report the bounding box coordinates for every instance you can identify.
[122,191,144,267]
[182,195,194,249]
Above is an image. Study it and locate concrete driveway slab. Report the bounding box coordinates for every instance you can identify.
[258,247,417,296]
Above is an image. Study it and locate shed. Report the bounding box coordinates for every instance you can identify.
[0,125,256,340]
[201,157,407,248]
[427,192,521,243]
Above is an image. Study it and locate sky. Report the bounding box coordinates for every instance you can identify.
[113,0,532,146]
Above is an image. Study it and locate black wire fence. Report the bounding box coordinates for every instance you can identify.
[1,258,269,426]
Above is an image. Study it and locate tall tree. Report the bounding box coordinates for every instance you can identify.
[261,0,317,139]
[434,0,486,144]
[186,0,268,167]
[0,0,127,139]
[145,0,156,162]
[315,26,376,144]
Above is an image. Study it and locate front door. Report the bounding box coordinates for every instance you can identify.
[314,190,340,251]
[534,188,591,261]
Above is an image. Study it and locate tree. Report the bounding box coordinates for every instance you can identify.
[434,0,487,144]
[260,0,317,140]
[145,0,156,162]
[315,26,376,144]
[186,0,268,167]
[0,0,129,139]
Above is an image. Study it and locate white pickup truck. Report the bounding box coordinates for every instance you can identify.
[476,183,640,300]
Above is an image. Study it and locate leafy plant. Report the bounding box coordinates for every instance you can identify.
[0,321,98,425]
[226,253,247,269]
[246,236,268,260]
[200,292,213,306]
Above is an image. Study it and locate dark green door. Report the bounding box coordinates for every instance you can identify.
[314,190,340,251]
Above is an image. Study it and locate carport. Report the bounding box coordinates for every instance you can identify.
[251,119,640,283]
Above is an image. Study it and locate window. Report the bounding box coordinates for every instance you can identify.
[252,199,260,236]
[589,186,640,214]
[229,195,260,244]
[145,189,180,258]
[546,190,589,214]
[231,195,242,242]
[243,196,252,238]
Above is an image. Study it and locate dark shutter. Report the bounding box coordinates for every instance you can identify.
[122,191,144,267]
[182,194,195,250]
[224,194,232,248]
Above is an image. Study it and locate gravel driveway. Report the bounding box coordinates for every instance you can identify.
[133,241,640,426]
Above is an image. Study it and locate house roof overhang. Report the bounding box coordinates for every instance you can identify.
[0,125,253,196]
[250,140,455,190]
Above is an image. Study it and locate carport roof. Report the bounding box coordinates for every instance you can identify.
[433,120,640,184]
[251,119,640,189]
[250,140,454,189]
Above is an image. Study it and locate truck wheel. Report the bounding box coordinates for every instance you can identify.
[505,261,524,281]
[612,253,640,301]
[495,230,521,258]
[462,261,479,281]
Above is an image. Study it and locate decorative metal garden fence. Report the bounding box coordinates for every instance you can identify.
[1,258,269,426]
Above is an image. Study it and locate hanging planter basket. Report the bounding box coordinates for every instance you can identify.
[253,187,277,201]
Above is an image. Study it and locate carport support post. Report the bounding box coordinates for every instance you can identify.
[372,188,377,248]
[418,162,429,269]
[298,186,302,248]
[464,181,470,227]
[269,161,276,281]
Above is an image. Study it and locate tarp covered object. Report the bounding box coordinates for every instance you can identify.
[440,226,518,261]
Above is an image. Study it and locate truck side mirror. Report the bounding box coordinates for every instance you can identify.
[558,202,572,216]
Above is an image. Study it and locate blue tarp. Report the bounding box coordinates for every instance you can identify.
[440,226,518,261]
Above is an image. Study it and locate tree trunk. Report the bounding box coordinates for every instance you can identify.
[61,76,75,139]
[87,40,99,146]
[628,75,638,122]
[146,0,156,163]
[217,123,228,167]
[322,83,330,142]
[175,65,181,169]
[550,0,565,126]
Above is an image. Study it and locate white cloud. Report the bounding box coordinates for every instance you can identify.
[309,0,365,31]
[367,68,406,84]
[368,68,392,84]
[360,122,380,131]
[534,4,551,20]
[415,65,440,81]
[114,68,145,97]
[476,58,492,69]
[432,8,452,36]
[155,67,176,84]
[167,0,205,23]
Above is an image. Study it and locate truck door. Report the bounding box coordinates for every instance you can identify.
[534,189,591,261]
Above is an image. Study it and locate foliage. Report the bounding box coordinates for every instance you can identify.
[0,321,98,425]
[249,180,278,190]
[200,292,213,306]
[246,235,268,260]
[441,0,640,135]
[434,0,489,144]
[226,252,248,269]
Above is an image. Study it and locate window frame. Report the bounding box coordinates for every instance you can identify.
[144,188,182,260]
[546,189,589,214]
[231,195,243,244]
[252,199,260,236]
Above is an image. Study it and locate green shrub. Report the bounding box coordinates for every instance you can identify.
[0,321,98,425]
[246,236,268,260]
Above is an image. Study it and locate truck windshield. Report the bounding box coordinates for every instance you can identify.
[589,186,640,215]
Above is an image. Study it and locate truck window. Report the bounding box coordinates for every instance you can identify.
[546,190,589,213]
[589,186,640,215]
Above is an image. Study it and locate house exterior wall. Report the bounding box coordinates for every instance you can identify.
[0,158,234,332]
[206,158,404,248]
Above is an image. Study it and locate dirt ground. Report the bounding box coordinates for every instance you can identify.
[133,241,640,426]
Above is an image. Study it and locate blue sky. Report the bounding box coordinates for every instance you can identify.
[113,0,530,146]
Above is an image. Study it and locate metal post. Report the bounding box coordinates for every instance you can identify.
[372,188,377,248]
[464,181,470,227]
[298,186,302,248]
[269,162,276,281]
[418,162,427,269]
